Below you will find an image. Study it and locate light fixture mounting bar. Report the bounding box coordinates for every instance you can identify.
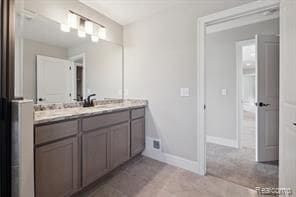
[69,10,105,28]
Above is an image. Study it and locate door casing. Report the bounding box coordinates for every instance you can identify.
[0,0,15,196]
[196,0,280,175]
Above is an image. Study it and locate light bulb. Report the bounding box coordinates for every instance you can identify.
[85,21,93,34]
[99,27,106,39]
[78,30,86,38]
[60,24,70,32]
[68,13,77,29]
[91,35,99,42]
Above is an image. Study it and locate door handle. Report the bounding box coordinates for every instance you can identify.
[38,98,45,102]
[255,102,270,107]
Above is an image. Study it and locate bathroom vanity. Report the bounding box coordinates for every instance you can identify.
[33,100,146,197]
[14,6,146,197]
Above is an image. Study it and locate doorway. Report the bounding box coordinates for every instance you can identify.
[236,39,256,151]
[69,53,86,101]
[197,0,280,190]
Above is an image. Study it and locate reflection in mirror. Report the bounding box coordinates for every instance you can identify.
[15,12,123,104]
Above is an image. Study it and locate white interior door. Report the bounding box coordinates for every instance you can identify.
[256,34,279,162]
[280,0,296,194]
[37,55,74,104]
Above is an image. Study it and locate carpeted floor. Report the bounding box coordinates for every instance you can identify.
[240,111,256,149]
[206,143,278,190]
[207,110,278,189]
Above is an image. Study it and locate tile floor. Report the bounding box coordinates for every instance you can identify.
[77,111,276,196]
[79,156,258,197]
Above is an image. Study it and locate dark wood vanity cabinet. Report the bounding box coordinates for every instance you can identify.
[131,108,146,157]
[35,120,79,197]
[34,108,145,197]
[82,127,109,187]
[110,122,130,169]
[35,137,78,197]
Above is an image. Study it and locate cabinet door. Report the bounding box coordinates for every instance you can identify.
[131,118,145,157]
[110,122,130,169]
[35,137,78,197]
[82,128,109,187]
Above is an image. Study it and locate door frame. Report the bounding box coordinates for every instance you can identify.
[0,0,15,196]
[235,38,256,151]
[69,53,86,99]
[196,0,280,175]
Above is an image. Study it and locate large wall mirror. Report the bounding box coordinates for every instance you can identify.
[15,11,123,104]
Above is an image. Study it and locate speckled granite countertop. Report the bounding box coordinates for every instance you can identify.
[34,99,147,125]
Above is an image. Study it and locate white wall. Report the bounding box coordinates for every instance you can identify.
[23,39,68,102]
[123,1,254,161]
[205,19,279,141]
[68,41,123,100]
[23,0,123,45]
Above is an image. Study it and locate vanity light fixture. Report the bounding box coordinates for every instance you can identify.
[61,10,106,40]
[99,27,106,39]
[78,30,86,38]
[85,20,93,35]
[68,12,78,28]
[60,24,70,32]
[91,35,99,42]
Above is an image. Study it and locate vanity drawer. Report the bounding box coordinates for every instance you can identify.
[131,108,145,120]
[82,110,129,132]
[35,120,79,145]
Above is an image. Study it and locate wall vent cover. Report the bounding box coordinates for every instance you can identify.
[153,140,160,150]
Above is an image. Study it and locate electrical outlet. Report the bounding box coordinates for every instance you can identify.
[221,89,227,96]
[118,89,128,96]
[124,89,128,96]
[180,88,190,97]
[87,88,91,94]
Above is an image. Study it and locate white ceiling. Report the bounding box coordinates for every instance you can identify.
[79,0,188,25]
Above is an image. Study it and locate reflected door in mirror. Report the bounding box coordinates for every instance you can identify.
[37,55,74,104]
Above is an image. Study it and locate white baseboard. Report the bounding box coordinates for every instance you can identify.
[142,147,200,175]
[206,135,238,148]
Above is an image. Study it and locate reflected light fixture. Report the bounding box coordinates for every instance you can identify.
[99,27,106,39]
[60,24,70,32]
[91,35,99,42]
[61,10,107,40]
[68,12,77,28]
[78,30,86,38]
[85,20,93,34]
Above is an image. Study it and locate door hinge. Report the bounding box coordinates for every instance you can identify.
[69,93,72,97]
[204,104,206,110]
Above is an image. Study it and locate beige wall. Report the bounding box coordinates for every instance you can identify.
[123,1,253,161]
[23,39,68,102]
[24,0,123,45]
[206,19,279,141]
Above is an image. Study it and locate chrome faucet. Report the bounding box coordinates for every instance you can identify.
[83,94,96,107]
